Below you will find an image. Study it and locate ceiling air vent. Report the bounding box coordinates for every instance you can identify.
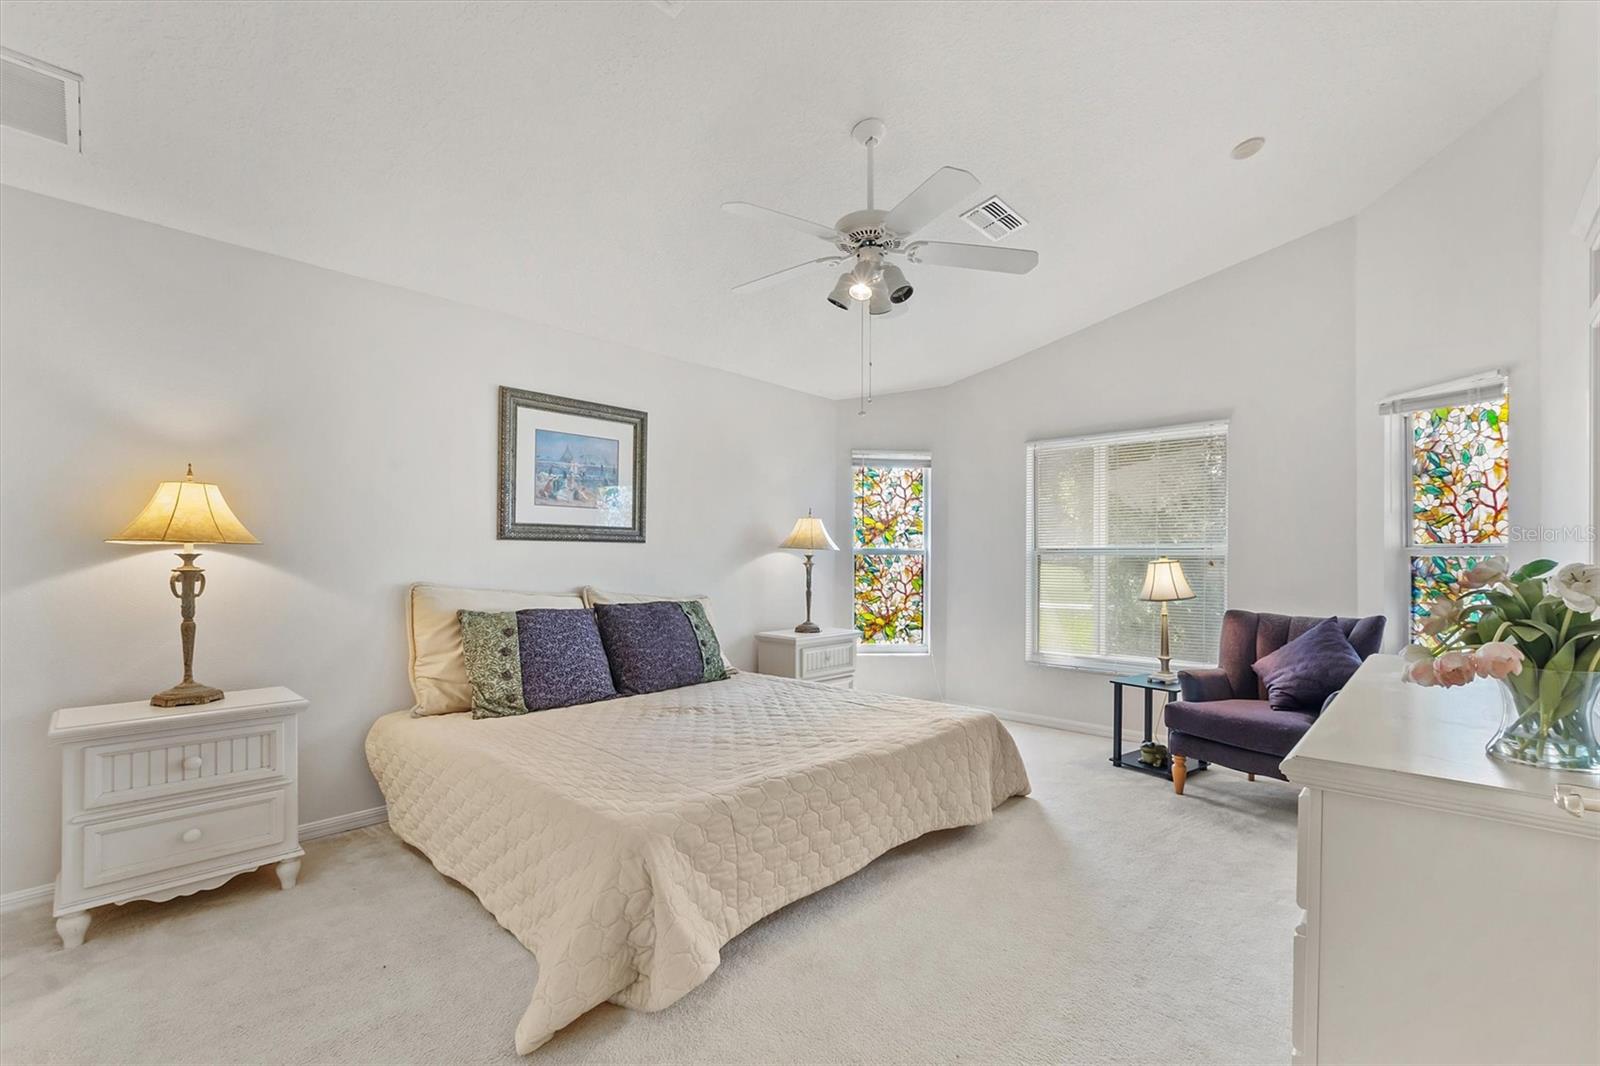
[1,48,82,151]
[961,196,1027,242]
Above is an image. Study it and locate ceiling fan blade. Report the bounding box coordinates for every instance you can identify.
[732,256,847,294]
[904,241,1038,275]
[882,167,980,239]
[722,201,838,243]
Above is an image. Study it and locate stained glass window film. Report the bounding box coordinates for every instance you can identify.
[1405,396,1509,641]
[854,465,925,550]
[855,552,924,646]
[1410,399,1509,546]
[852,458,929,648]
[1027,423,1228,667]
[1409,554,1505,641]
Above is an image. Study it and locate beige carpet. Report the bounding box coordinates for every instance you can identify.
[0,724,1298,1065]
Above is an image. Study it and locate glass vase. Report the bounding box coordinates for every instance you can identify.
[1485,668,1600,773]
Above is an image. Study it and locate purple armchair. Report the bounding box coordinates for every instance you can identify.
[1164,609,1385,794]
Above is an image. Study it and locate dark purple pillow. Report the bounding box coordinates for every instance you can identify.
[593,600,727,695]
[1252,616,1363,713]
[517,608,617,711]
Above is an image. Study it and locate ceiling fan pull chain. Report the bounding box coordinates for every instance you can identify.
[867,305,874,406]
[858,300,868,416]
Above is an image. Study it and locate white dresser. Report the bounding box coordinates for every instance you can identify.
[49,687,308,949]
[754,628,858,688]
[1282,657,1600,1065]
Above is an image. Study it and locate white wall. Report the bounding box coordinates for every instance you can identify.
[1353,86,1546,634]
[837,221,1359,732]
[0,187,842,896]
[1537,0,1599,563]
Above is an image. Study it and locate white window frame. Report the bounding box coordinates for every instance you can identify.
[851,451,932,655]
[1024,420,1228,674]
[1381,372,1509,643]
[1582,158,1600,557]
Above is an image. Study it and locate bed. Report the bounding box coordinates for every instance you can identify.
[366,670,1030,1053]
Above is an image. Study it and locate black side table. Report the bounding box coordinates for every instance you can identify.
[1108,673,1208,781]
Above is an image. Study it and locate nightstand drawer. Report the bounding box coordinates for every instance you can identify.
[80,788,290,890]
[800,642,855,680]
[80,717,290,812]
[755,629,859,687]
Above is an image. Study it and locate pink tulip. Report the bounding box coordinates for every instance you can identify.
[1458,558,1509,590]
[1474,641,1524,680]
[1433,651,1478,687]
[1419,597,1464,637]
[1405,658,1439,686]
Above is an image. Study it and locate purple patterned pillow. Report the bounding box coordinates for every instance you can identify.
[517,609,617,711]
[1252,616,1363,713]
[593,600,728,695]
[458,608,616,718]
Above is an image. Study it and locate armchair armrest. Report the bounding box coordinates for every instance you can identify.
[1177,667,1233,703]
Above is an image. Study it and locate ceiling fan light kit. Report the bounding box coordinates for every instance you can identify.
[879,263,913,304]
[724,116,1039,409]
[827,272,854,309]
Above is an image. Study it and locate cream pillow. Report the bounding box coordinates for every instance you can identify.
[582,587,736,671]
[408,583,586,715]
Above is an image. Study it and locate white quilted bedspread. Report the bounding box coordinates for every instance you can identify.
[365,672,1030,1054]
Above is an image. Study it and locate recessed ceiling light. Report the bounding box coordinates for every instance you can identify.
[1231,137,1266,160]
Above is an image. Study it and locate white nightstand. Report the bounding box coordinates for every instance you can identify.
[48,687,307,949]
[754,628,858,688]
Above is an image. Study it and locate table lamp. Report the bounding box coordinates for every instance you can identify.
[1139,557,1193,683]
[109,464,259,707]
[779,511,837,633]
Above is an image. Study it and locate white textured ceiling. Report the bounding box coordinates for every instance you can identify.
[0,1,1554,398]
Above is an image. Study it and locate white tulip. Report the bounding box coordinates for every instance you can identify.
[1551,562,1600,615]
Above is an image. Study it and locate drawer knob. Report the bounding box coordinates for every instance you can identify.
[180,828,203,844]
[182,756,203,772]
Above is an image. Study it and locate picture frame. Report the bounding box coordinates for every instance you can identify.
[497,386,647,542]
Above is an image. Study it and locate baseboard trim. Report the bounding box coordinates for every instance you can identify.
[299,805,389,841]
[0,883,53,914]
[976,705,1163,747]
[0,804,390,914]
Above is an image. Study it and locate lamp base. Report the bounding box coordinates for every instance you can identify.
[151,680,225,708]
[794,621,821,634]
[1148,671,1178,685]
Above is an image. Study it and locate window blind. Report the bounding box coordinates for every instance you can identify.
[1026,421,1228,669]
[852,450,932,468]
[1377,370,1506,416]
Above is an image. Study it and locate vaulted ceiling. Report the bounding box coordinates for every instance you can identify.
[0,1,1554,397]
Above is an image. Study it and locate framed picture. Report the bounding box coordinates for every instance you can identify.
[497,386,646,542]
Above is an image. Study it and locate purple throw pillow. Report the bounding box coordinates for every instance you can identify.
[593,600,727,695]
[1252,616,1363,713]
[517,608,617,711]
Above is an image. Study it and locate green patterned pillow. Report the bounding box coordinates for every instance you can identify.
[457,608,617,718]
[679,600,729,683]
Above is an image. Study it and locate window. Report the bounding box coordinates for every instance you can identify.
[1385,375,1509,640]
[1026,422,1228,670]
[852,453,930,651]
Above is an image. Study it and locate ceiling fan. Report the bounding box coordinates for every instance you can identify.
[723,117,1039,314]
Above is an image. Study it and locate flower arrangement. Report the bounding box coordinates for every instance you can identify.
[1404,559,1600,771]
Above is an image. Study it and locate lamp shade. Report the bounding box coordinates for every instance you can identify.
[1138,557,1193,602]
[779,513,838,552]
[108,465,259,545]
